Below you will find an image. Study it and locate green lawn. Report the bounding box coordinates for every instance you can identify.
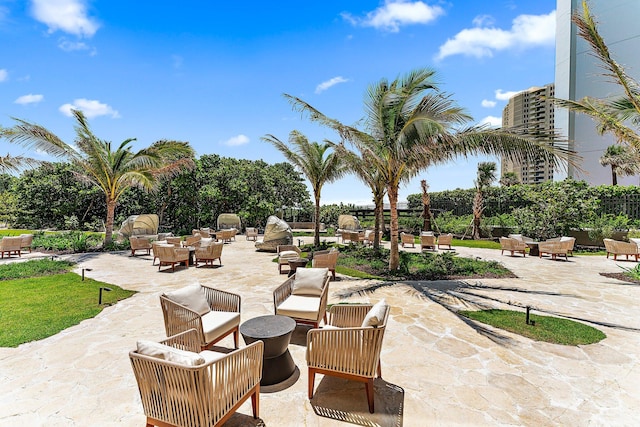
[459,309,606,345]
[0,260,135,347]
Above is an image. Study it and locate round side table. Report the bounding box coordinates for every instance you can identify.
[240,315,297,386]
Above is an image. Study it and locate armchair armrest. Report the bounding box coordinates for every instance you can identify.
[159,328,202,352]
[273,277,294,311]
[159,296,204,339]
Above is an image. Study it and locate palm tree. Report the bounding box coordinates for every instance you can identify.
[2,110,194,245]
[420,180,432,232]
[261,131,345,247]
[599,145,640,185]
[472,162,497,240]
[331,145,386,248]
[285,68,573,270]
[499,171,520,187]
[553,0,640,149]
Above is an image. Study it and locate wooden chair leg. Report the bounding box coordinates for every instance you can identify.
[233,329,239,348]
[308,369,316,399]
[365,378,375,413]
[251,386,260,419]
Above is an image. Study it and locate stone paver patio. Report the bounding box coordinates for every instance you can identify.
[1,237,639,426]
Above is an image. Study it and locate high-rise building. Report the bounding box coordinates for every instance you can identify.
[555,0,640,185]
[501,84,556,185]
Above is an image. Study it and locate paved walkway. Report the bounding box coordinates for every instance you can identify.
[0,238,639,426]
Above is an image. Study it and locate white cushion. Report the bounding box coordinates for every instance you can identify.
[137,340,205,366]
[362,299,388,327]
[292,267,327,296]
[276,295,321,321]
[279,250,299,259]
[165,285,211,316]
[201,311,240,344]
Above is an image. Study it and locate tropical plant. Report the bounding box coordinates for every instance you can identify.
[599,145,639,185]
[1,110,195,245]
[499,171,520,186]
[285,68,574,270]
[262,131,345,246]
[472,162,497,239]
[420,179,432,232]
[553,0,640,150]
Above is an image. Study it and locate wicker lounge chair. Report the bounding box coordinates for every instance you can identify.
[184,234,202,247]
[437,233,453,250]
[538,240,569,260]
[420,233,436,251]
[603,238,640,261]
[155,244,190,271]
[129,236,152,257]
[499,237,527,257]
[130,328,262,427]
[194,241,223,267]
[307,300,389,413]
[312,248,339,280]
[245,227,258,241]
[160,284,241,350]
[165,236,182,247]
[273,267,330,328]
[20,234,33,253]
[401,232,415,248]
[277,244,302,274]
[0,236,22,258]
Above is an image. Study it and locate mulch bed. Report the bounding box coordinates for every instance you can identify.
[599,272,640,285]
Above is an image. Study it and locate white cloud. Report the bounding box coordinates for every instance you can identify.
[0,69,7,82]
[58,38,95,54]
[495,89,520,101]
[15,94,44,105]
[481,99,496,108]
[315,76,349,94]
[342,0,444,32]
[59,99,120,118]
[436,10,555,60]
[222,134,250,147]
[31,0,99,37]
[479,115,502,128]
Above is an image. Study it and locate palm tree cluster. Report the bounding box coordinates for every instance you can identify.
[275,68,572,270]
[1,110,194,245]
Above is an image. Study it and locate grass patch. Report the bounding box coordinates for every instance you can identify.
[0,267,136,347]
[451,239,500,249]
[459,309,606,345]
[0,258,75,280]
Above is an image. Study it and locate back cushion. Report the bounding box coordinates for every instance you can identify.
[137,340,205,366]
[165,285,211,315]
[292,268,328,296]
[362,299,389,327]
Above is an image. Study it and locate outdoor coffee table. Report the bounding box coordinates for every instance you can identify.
[240,315,296,386]
[287,257,308,277]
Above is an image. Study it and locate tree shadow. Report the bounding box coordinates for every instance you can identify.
[335,279,640,343]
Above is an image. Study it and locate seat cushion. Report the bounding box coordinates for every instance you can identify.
[137,340,205,366]
[292,267,327,296]
[279,250,300,260]
[201,311,241,344]
[165,285,211,316]
[199,350,227,364]
[362,299,388,327]
[276,295,321,321]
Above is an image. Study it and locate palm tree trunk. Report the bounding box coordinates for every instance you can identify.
[373,195,382,249]
[472,190,482,240]
[612,167,618,186]
[314,194,321,247]
[104,198,117,246]
[388,186,400,270]
[421,180,431,232]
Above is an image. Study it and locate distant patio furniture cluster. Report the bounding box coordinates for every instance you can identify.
[501,234,576,260]
[0,236,23,258]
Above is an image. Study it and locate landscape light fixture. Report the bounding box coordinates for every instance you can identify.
[82,268,93,281]
[99,287,112,305]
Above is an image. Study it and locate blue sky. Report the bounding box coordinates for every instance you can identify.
[0,0,557,205]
